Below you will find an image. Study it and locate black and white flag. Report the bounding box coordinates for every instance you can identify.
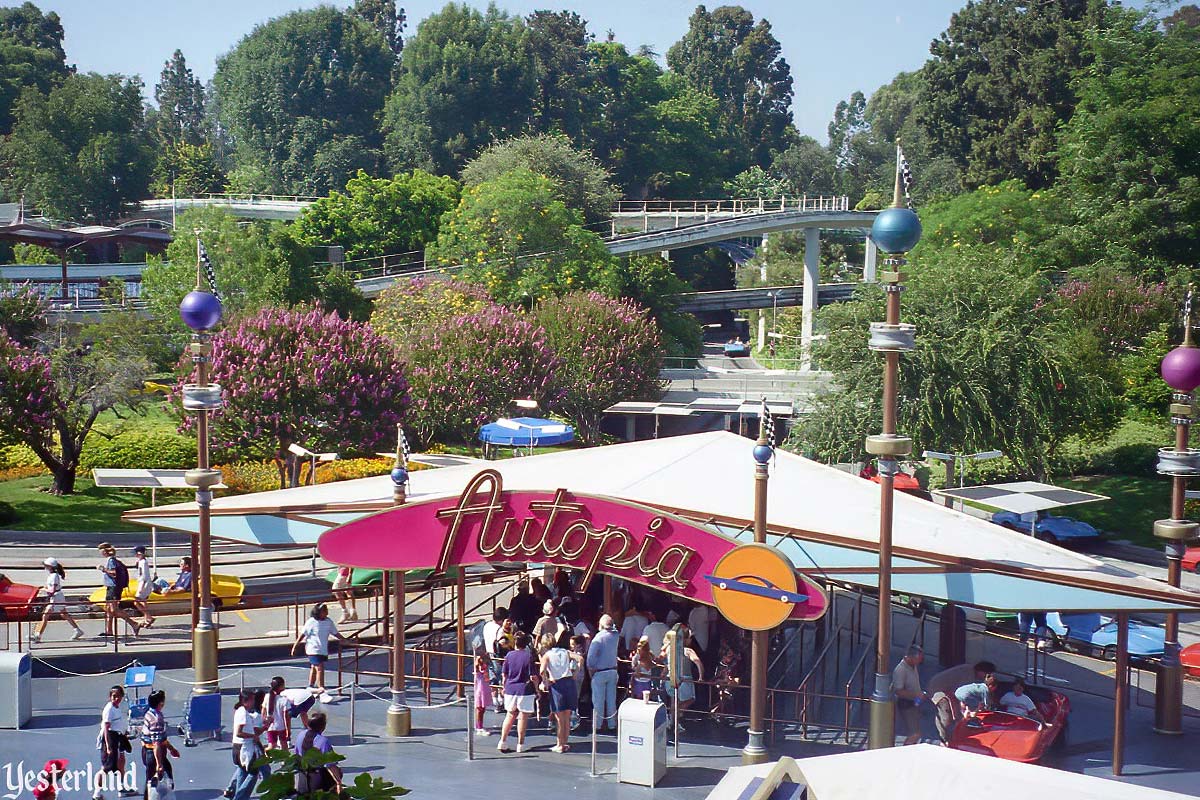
[760,396,775,449]
[898,145,915,210]
[198,239,221,302]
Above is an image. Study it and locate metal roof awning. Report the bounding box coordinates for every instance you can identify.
[92,468,227,490]
[123,432,1200,614]
[934,481,1107,515]
[604,399,793,417]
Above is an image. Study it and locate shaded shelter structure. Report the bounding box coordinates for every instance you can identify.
[124,432,1200,773]
[0,210,171,299]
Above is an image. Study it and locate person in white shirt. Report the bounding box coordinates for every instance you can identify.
[261,676,316,752]
[229,690,269,800]
[687,604,713,654]
[32,557,84,643]
[619,607,649,654]
[291,603,343,694]
[131,547,155,628]
[94,685,136,800]
[999,678,1046,724]
[642,611,669,656]
[482,608,507,710]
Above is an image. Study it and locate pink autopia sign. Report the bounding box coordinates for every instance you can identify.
[318,469,826,621]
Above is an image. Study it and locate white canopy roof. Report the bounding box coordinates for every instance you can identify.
[710,745,1193,800]
[126,431,1200,612]
[935,480,1108,514]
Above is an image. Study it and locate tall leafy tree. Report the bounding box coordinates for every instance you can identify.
[526,10,592,141]
[916,0,1099,189]
[461,134,617,223]
[428,168,618,304]
[352,0,405,55]
[153,49,205,147]
[3,72,151,221]
[213,6,394,195]
[772,136,836,195]
[666,4,794,170]
[1057,8,1200,274]
[291,169,460,261]
[383,3,535,176]
[0,2,68,136]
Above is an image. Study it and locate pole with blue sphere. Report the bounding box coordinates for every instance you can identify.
[179,238,224,693]
[742,400,775,764]
[866,143,921,749]
[387,424,412,735]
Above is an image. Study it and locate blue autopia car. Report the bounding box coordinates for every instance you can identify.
[1045,612,1165,660]
[990,510,1100,545]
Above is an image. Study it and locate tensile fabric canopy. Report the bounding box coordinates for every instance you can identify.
[478,417,574,447]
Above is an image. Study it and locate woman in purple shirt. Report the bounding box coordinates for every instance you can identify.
[497,631,540,753]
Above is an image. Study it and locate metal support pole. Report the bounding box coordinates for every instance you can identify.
[742,421,771,765]
[1113,613,1129,776]
[456,571,466,699]
[387,569,411,736]
[673,682,680,760]
[466,687,474,761]
[590,704,599,777]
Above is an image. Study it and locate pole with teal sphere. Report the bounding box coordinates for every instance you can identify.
[1153,288,1200,735]
[387,424,412,736]
[179,241,224,693]
[866,143,921,749]
[742,399,774,765]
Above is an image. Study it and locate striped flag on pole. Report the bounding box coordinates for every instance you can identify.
[760,396,776,449]
[198,239,221,302]
[898,145,915,210]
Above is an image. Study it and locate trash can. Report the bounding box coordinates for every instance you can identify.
[618,697,668,786]
[0,651,32,728]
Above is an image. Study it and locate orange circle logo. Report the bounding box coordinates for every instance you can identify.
[706,543,801,631]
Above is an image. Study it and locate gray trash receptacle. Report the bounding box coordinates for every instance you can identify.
[0,651,32,728]
[617,697,667,786]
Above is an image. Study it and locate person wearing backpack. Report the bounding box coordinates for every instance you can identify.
[293,712,342,795]
[96,543,141,640]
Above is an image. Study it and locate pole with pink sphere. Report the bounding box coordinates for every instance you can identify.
[1153,287,1200,735]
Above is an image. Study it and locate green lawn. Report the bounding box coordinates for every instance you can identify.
[0,475,149,532]
[1059,475,1172,549]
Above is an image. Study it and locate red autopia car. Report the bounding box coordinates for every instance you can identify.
[0,573,40,621]
[948,680,1070,763]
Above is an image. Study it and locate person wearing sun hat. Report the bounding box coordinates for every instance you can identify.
[31,557,84,643]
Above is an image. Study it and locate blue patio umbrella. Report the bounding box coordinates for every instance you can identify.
[478,417,575,448]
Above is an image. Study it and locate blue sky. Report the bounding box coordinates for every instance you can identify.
[41,1,990,141]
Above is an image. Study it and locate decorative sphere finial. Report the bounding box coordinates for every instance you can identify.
[753,443,773,465]
[871,207,923,254]
[1162,344,1200,393]
[179,290,223,331]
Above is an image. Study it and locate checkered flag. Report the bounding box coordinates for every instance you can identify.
[198,239,221,302]
[898,145,915,210]
[760,396,775,449]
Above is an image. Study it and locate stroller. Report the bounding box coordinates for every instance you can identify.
[123,664,156,739]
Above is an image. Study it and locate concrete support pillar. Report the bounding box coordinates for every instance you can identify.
[864,236,878,283]
[760,233,769,282]
[802,227,820,372]
[660,250,670,261]
[624,416,636,442]
[757,315,766,352]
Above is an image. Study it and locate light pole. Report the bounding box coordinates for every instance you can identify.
[179,245,224,693]
[743,398,775,765]
[387,425,412,736]
[1153,288,1200,735]
[865,144,922,750]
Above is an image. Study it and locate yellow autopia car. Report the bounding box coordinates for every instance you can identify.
[89,575,245,608]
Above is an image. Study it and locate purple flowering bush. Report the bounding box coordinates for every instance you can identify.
[1052,272,1175,356]
[405,305,561,446]
[533,293,663,443]
[188,307,409,486]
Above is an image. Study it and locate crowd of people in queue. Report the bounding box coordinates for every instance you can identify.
[470,570,754,755]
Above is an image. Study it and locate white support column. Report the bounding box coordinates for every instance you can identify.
[757,315,766,352]
[802,227,820,372]
[760,233,769,281]
[864,236,878,282]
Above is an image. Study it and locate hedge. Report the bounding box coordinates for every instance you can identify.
[79,431,196,470]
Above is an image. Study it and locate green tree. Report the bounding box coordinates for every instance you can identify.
[637,84,727,197]
[1056,9,1200,275]
[917,0,1099,189]
[0,306,154,494]
[527,10,592,140]
[772,136,836,196]
[792,247,1121,477]
[142,208,289,332]
[461,134,617,223]
[352,0,405,55]
[152,141,226,198]
[383,3,535,176]
[610,255,702,357]
[427,169,618,304]
[579,41,666,193]
[723,166,788,199]
[369,276,493,343]
[291,169,460,261]
[863,71,961,204]
[3,72,152,221]
[667,4,794,170]
[534,292,663,442]
[0,2,67,135]
[153,49,206,148]
[213,6,393,195]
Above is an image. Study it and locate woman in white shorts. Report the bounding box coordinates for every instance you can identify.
[32,557,84,642]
